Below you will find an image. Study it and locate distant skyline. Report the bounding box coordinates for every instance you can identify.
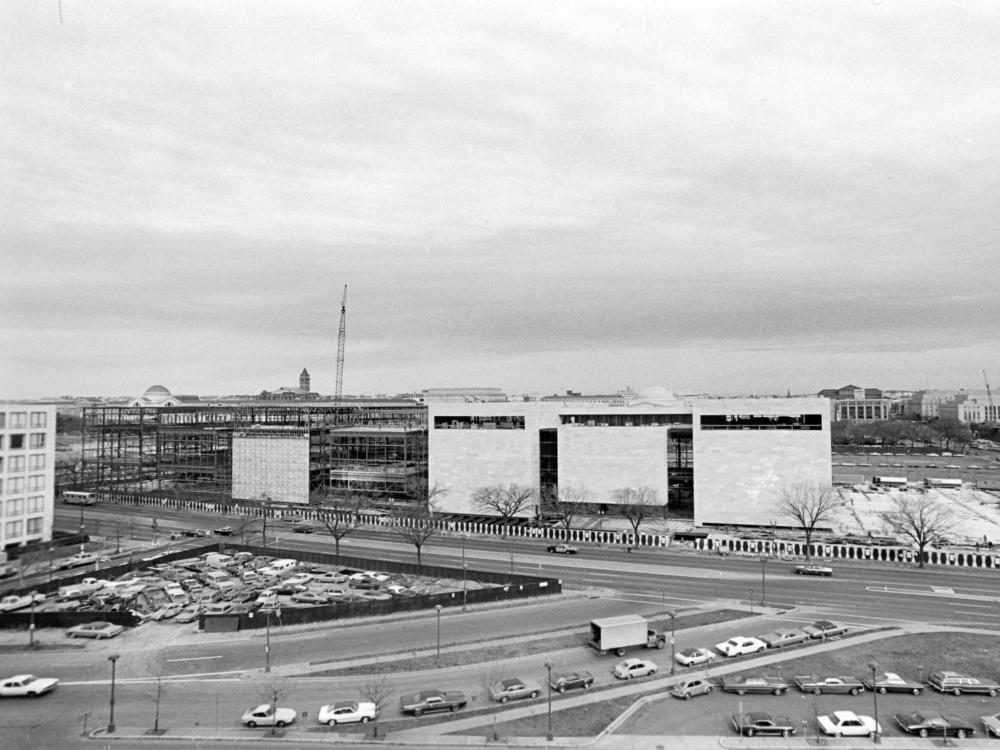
[3,2,998,400]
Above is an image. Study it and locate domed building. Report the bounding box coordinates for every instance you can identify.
[128,385,202,408]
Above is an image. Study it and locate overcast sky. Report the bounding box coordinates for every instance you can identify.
[3,1,998,400]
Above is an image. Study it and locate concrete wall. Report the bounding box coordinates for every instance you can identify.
[558,425,668,505]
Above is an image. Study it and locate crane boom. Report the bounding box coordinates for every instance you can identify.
[335,285,347,402]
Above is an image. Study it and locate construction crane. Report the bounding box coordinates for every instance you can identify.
[335,285,347,402]
[985,369,997,424]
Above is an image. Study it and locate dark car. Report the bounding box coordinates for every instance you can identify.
[546,544,579,554]
[213,526,234,536]
[894,711,976,739]
[861,671,924,695]
[802,620,848,638]
[292,524,316,534]
[721,675,789,696]
[550,670,594,693]
[793,675,864,695]
[731,712,797,737]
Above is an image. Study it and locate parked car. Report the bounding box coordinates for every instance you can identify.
[675,647,716,667]
[0,593,46,612]
[174,604,202,623]
[759,628,809,648]
[0,674,59,698]
[928,671,1000,697]
[731,711,797,737]
[794,564,833,576]
[612,658,658,680]
[283,573,314,587]
[546,544,579,554]
[721,674,789,696]
[550,670,594,693]
[65,621,124,639]
[213,526,234,536]
[670,677,714,700]
[317,700,377,725]
[894,711,976,739]
[715,636,767,657]
[398,689,467,716]
[291,591,329,605]
[802,620,848,638]
[861,671,924,695]
[241,704,297,728]
[57,551,99,570]
[817,710,880,737]
[489,677,541,703]
[981,713,1000,738]
[793,675,864,695]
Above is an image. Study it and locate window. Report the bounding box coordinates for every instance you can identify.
[8,455,25,473]
[29,433,46,449]
[7,498,24,515]
[28,454,45,470]
[30,411,47,428]
[26,517,43,535]
[7,477,24,494]
[10,412,27,428]
[5,520,23,538]
[9,434,24,449]
[27,475,44,491]
[0,412,5,428]
[27,495,44,513]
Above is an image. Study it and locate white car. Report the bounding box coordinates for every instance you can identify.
[0,593,46,612]
[241,703,297,728]
[818,710,880,737]
[613,658,658,680]
[675,647,716,667]
[716,636,768,657]
[317,700,377,725]
[0,674,59,698]
[282,573,314,587]
[57,551,99,569]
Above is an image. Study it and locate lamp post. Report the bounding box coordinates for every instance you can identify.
[760,556,767,605]
[435,604,442,666]
[79,504,86,551]
[107,654,120,734]
[669,611,676,674]
[748,588,754,614]
[544,661,553,741]
[868,661,880,744]
[461,533,468,611]
[28,590,37,648]
[249,608,274,673]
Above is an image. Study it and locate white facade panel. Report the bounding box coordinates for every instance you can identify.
[0,402,56,553]
[558,426,668,506]
[232,431,310,505]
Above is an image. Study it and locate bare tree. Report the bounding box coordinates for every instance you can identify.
[359,673,391,736]
[389,502,439,567]
[255,677,292,735]
[545,484,592,537]
[147,659,170,735]
[777,483,840,560]
[321,509,357,564]
[472,484,536,532]
[615,487,659,547]
[482,666,506,741]
[880,495,958,569]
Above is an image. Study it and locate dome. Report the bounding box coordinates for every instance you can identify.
[143,384,172,397]
[634,386,677,403]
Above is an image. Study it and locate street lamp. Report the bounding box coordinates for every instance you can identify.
[868,661,880,744]
[760,556,767,605]
[249,608,275,673]
[544,661,553,741]
[748,588,754,614]
[461,533,468,611]
[435,604,442,666]
[668,611,676,674]
[28,590,37,649]
[107,654,120,734]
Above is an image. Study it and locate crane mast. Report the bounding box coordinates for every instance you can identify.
[336,285,347,403]
[985,369,997,424]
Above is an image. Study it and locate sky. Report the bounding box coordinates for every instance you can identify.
[2,1,999,400]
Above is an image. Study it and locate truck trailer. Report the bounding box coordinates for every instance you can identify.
[588,614,667,656]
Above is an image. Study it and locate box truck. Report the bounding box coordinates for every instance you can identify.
[588,614,667,656]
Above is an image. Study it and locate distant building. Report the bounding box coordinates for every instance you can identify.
[421,387,508,403]
[260,368,319,400]
[938,391,1000,424]
[128,384,202,408]
[0,401,56,554]
[819,385,890,422]
[905,390,958,420]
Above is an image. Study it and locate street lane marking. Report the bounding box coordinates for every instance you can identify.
[165,655,224,662]
[864,585,1000,603]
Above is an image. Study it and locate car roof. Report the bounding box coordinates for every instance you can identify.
[832,711,859,720]
[500,678,523,688]
[332,701,358,709]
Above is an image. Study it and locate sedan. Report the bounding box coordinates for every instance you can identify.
[794,564,833,576]
[0,674,59,698]
[65,621,125,639]
[546,544,579,554]
[675,647,716,667]
[613,658,658,680]
[212,526,234,536]
[793,675,864,695]
[759,628,809,648]
[550,670,594,693]
[291,591,329,605]
[317,700,377,725]
[894,711,976,739]
[802,620,848,638]
[721,675,789,695]
[818,710,880,737]
[731,712,797,737]
[241,704,297,728]
[715,636,768,657]
[489,678,542,703]
[861,671,924,695]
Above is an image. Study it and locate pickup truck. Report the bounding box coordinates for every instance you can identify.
[57,577,106,600]
[399,689,467,717]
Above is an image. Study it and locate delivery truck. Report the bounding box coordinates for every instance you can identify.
[588,614,667,656]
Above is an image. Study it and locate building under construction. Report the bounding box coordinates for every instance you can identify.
[81,400,427,506]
